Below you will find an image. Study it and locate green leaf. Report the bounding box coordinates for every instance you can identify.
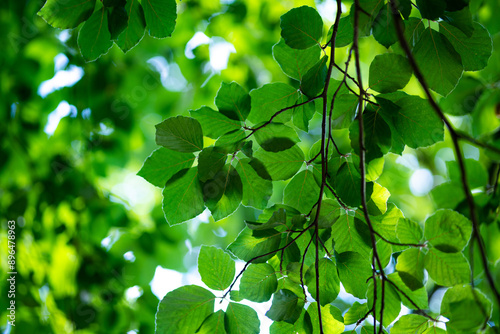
[248,83,298,124]
[300,55,328,98]
[155,116,204,153]
[293,94,316,132]
[197,310,227,334]
[412,28,463,96]
[38,0,96,29]
[447,159,488,188]
[234,158,272,210]
[441,6,474,37]
[198,246,235,291]
[336,251,372,299]
[203,165,242,222]
[326,16,353,48]
[215,129,247,153]
[198,146,227,183]
[335,162,373,207]
[162,168,205,226]
[305,258,340,306]
[440,22,493,71]
[349,105,392,162]
[265,289,304,323]
[155,285,214,334]
[444,0,470,12]
[369,54,412,93]
[254,123,299,152]
[284,170,319,213]
[225,303,260,334]
[108,6,128,40]
[424,248,470,286]
[351,0,384,36]
[190,106,241,139]
[388,272,428,310]
[280,6,323,49]
[471,89,500,137]
[77,6,113,62]
[430,182,466,209]
[311,199,341,229]
[376,92,444,149]
[358,326,388,334]
[396,0,412,19]
[115,1,145,51]
[343,302,368,325]
[333,214,372,258]
[142,0,176,38]
[395,248,426,289]
[227,227,281,263]
[137,148,195,187]
[439,76,485,116]
[215,82,251,121]
[424,209,472,253]
[367,277,402,327]
[272,39,321,81]
[307,303,345,334]
[372,5,399,48]
[251,146,304,181]
[396,218,424,245]
[390,314,430,334]
[239,263,277,302]
[441,285,492,333]
[331,94,359,129]
[416,0,446,19]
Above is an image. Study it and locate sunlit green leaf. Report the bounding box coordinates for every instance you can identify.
[215,82,251,121]
[251,146,304,181]
[156,116,204,153]
[266,289,304,323]
[198,246,235,291]
[308,303,344,334]
[142,0,176,38]
[254,123,299,152]
[197,310,226,334]
[284,170,319,213]
[367,277,401,327]
[38,0,96,29]
[137,148,195,187]
[272,39,321,81]
[77,6,113,61]
[280,6,323,49]
[248,83,299,124]
[305,258,340,306]
[227,227,281,263]
[234,158,272,210]
[343,302,368,325]
[390,314,430,334]
[240,263,277,302]
[424,209,472,253]
[203,165,242,222]
[336,251,372,299]
[225,303,260,334]
[190,106,241,139]
[424,248,470,286]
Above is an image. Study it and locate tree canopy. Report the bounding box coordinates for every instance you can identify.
[2,0,500,333]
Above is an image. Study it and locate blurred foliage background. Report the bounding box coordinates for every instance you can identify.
[1,0,500,333]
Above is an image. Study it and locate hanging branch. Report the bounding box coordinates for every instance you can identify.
[353,1,387,332]
[388,0,500,310]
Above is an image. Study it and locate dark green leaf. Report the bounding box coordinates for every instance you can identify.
[326,16,353,48]
[343,302,368,325]
[367,277,401,327]
[440,22,493,71]
[265,289,304,323]
[272,39,321,81]
[284,170,319,213]
[333,214,372,258]
[155,116,204,153]
[198,146,227,182]
[254,123,299,152]
[441,6,474,37]
[137,148,195,187]
[108,6,128,40]
[197,310,226,334]
[307,303,345,334]
[424,248,470,286]
[424,209,472,253]
[350,0,384,36]
[227,227,281,263]
[248,83,298,124]
[198,246,235,291]
[225,303,260,334]
[396,0,412,19]
[430,181,466,209]
[245,208,285,231]
[251,146,304,181]
[376,92,444,149]
[293,94,316,132]
[280,6,323,49]
[388,272,428,310]
[215,82,251,121]
[77,6,113,62]
[116,0,146,52]
[416,0,446,20]
[390,314,430,334]
[235,158,272,210]
[240,263,277,302]
[162,168,205,226]
[336,162,374,207]
[203,165,242,222]
[336,251,372,299]
[311,199,341,229]
[441,285,492,333]
[439,76,485,116]
[413,28,463,96]
[38,0,96,29]
[331,94,359,129]
[372,5,399,48]
[444,0,469,12]
[369,53,412,93]
[305,258,340,306]
[300,55,328,98]
[142,0,176,38]
[155,285,214,334]
[215,129,247,153]
[269,309,311,334]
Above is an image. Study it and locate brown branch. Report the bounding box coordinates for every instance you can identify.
[373,230,426,248]
[388,0,500,310]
